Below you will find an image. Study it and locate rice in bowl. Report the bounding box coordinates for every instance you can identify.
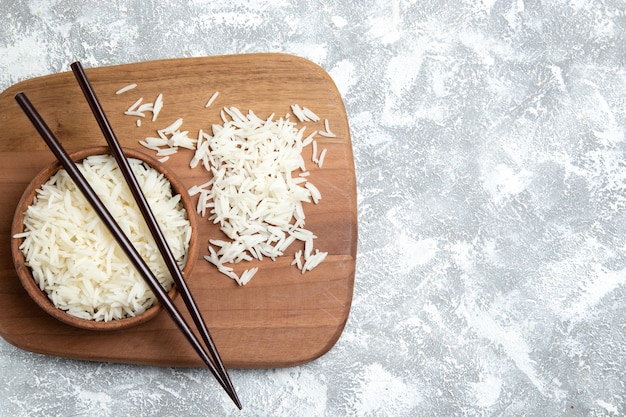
[11,147,197,330]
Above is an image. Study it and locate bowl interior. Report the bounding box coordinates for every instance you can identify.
[11,146,198,331]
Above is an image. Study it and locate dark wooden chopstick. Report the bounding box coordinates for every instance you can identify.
[14,92,242,410]
[69,62,240,406]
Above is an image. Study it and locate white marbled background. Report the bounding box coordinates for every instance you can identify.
[1,0,626,416]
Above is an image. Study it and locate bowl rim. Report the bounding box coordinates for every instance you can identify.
[10,146,198,331]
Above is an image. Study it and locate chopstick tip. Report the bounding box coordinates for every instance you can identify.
[225,384,242,410]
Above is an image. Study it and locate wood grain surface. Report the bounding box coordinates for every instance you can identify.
[0,54,357,368]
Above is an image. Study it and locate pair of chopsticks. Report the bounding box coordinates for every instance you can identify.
[15,61,241,410]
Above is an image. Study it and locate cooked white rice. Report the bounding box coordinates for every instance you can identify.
[318,118,337,138]
[191,108,328,284]
[124,93,163,122]
[15,155,192,321]
[121,88,333,285]
[115,83,137,95]
[205,91,219,108]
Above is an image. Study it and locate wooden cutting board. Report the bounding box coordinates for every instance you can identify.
[0,54,356,368]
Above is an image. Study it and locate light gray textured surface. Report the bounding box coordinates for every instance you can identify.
[2,0,626,416]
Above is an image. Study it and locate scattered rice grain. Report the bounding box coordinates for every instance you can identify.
[205,91,219,108]
[115,84,137,95]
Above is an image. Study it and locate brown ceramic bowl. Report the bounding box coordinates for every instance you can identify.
[11,146,198,331]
